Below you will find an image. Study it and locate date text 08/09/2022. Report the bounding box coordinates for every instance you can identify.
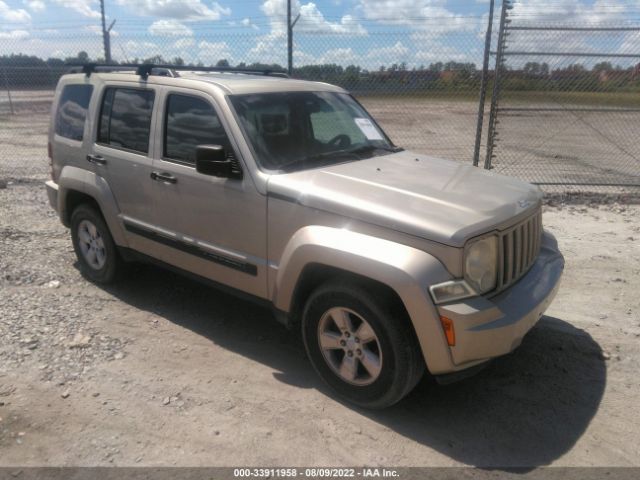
[233,468,400,478]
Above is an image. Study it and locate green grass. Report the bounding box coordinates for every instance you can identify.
[355,89,640,107]
[501,90,640,108]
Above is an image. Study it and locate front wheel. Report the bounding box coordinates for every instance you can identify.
[302,280,425,409]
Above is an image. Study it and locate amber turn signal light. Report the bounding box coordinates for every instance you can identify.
[440,316,456,346]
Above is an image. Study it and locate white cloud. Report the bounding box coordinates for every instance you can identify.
[0,1,31,22]
[198,40,233,63]
[53,0,100,18]
[115,0,230,21]
[247,31,287,64]
[149,19,193,37]
[510,0,640,24]
[261,0,366,35]
[23,0,45,12]
[295,42,415,68]
[250,0,366,65]
[2,36,103,60]
[356,0,476,33]
[297,3,366,35]
[121,39,161,60]
[174,37,195,49]
[83,24,119,36]
[241,18,259,30]
[367,41,408,59]
[415,44,472,63]
[0,29,29,39]
[319,47,359,64]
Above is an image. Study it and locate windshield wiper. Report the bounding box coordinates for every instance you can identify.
[305,144,403,163]
[279,144,403,172]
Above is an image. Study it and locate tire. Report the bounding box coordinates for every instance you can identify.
[302,280,425,409]
[70,204,123,284]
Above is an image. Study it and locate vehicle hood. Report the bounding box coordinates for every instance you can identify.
[267,151,542,247]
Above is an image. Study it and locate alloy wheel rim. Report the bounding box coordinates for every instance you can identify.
[78,219,107,270]
[317,307,383,386]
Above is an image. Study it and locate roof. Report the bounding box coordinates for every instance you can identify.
[179,72,346,94]
[64,70,346,95]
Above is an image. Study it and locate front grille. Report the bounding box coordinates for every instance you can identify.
[495,209,543,293]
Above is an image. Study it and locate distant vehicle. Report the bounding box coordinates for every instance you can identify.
[45,64,564,408]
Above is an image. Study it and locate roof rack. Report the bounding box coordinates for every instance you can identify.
[67,63,289,79]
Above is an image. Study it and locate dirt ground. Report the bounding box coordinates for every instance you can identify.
[0,180,639,468]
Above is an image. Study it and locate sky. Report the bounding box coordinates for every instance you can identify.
[0,1,639,68]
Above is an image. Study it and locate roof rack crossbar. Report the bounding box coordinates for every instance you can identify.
[68,63,288,78]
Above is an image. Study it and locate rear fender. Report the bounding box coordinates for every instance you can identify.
[57,166,128,247]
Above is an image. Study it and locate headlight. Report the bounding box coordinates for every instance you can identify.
[464,235,498,294]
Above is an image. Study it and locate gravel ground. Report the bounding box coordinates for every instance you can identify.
[0,181,639,468]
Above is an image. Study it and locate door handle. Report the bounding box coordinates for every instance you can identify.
[86,154,107,165]
[150,171,177,184]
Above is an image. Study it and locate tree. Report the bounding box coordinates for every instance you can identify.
[523,62,542,77]
[540,62,550,77]
[143,55,165,65]
[344,64,361,86]
[65,51,90,64]
[216,59,230,67]
[593,61,613,72]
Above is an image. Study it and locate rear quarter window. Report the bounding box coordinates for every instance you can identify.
[55,84,94,141]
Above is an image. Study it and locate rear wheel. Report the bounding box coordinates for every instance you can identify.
[70,204,122,284]
[302,280,425,409]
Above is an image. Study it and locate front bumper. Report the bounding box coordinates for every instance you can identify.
[437,231,564,367]
[45,180,59,213]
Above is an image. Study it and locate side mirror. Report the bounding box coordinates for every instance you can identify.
[195,145,242,179]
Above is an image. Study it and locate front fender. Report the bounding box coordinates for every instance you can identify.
[57,166,128,247]
[272,225,458,374]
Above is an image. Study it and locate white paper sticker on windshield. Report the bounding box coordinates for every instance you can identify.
[354,117,384,140]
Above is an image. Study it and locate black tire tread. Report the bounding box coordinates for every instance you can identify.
[70,203,123,284]
[302,278,425,409]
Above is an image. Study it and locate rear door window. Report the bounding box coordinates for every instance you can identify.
[55,84,93,141]
[98,88,155,154]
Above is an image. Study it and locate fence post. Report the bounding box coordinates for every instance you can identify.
[287,0,293,76]
[2,66,14,115]
[484,0,511,170]
[473,0,496,167]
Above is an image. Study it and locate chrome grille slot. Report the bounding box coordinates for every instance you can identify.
[495,209,542,294]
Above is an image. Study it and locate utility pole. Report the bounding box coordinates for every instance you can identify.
[100,0,115,63]
[287,0,300,76]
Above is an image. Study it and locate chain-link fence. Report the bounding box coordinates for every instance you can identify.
[0,25,483,184]
[486,2,640,193]
[0,26,488,184]
[1,6,639,195]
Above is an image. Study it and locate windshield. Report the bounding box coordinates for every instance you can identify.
[229,91,400,172]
